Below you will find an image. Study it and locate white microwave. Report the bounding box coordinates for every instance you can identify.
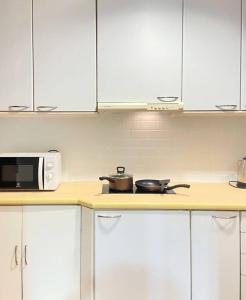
[0,151,61,191]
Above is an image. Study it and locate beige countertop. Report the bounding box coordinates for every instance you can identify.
[0,181,245,210]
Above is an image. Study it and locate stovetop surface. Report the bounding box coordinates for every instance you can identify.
[102,184,176,194]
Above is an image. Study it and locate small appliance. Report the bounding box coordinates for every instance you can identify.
[0,150,61,191]
[237,157,246,188]
[230,157,246,189]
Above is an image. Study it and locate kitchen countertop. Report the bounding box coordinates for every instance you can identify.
[0,181,246,210]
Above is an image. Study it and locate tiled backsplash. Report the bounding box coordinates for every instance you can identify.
[1,112,246,182]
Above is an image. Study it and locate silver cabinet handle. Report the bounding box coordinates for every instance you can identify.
[157,97,179,102]
[242,273,246,277]
[212,215,237,220]
[24,245,28,265]
[14,245,18,266]
[215,105,237,111]
[36,106,58,111]
[97,215,122,219]
[9,105,29,111]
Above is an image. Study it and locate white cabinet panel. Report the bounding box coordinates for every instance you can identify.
[241,212,246,300]
[192,211,240,300]
[33,0,96,111]
[95,211,190,300]
[242,0,246,110]
[241,213,246,232]
[22,206,81,300]
[98,0,183,102]
[242,276,246,300]
[0,206,22,300]
[183,0,241,110]
[0,0,33,111]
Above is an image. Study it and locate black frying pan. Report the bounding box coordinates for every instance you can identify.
[135,179,190,193]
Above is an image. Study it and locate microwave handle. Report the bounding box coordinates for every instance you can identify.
[38,157,44,190]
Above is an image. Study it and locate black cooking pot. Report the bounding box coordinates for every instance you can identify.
[99,167,133,192]
[135,179,190,193]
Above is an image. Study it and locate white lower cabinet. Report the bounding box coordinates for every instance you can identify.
[0,206,22,300]
[0,205,81,300]
[191,211,240,300]
[22,206,81,300]
[240,212,246,300]
[95,211,191,300]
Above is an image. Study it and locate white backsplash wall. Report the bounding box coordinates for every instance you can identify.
[0,112,246,182]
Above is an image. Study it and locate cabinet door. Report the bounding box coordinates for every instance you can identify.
[242,0,246,110]
[95,211,190,300]
[241,212,246,300]
[98,0,183,103]
[0,206,22,300]
[183,0,241,110]
[22,206,81,300]
[33,0,96,112]
[0,0,33,111]
[192,211,240,300]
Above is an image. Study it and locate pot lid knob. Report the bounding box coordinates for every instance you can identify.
[117,166,125,174]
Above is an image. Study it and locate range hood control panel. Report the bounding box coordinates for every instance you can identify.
[98,101,184,111]
[147,102,184,111]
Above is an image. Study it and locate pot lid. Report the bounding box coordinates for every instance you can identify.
[110,167,132,179]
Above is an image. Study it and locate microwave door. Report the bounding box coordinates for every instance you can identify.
[38,157,44,190]
[0,157,41,189]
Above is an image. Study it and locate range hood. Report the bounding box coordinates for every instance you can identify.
[98,100,184,112]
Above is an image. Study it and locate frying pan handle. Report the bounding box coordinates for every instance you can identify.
[99,177,115,183]
[165,184,191,191]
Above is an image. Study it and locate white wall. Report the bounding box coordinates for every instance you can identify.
[0,112,246,182]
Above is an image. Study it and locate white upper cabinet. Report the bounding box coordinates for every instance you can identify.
[241,0,246,110]
[33,0,96,112]
[98,0,183,103]
[192,211,240,300]
[183,0,241,111]
[95,211,190,300]
[22,206,81,300]
[0,0,33,111]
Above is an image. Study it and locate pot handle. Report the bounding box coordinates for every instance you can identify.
[99,177,115,183]
[165,184,191,191]
[117,167,125,174]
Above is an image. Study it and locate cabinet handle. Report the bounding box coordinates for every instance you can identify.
[212,215,237,220]
[97,215,122,219]
[242,273,246,277]
[8,105,29,111]
[157,97,179,102]
[215,105,237,111]
[36,106,58,112]
[14,245,18,266]
[24,245,28,265]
